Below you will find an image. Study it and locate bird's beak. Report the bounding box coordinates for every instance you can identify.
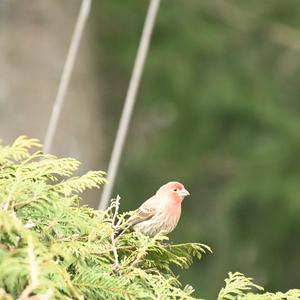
[178,188,190,197]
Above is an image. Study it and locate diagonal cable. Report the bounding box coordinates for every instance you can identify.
[44,0,92,153]
[98,0,161,210]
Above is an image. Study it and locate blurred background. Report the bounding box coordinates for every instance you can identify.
[1,0,300,298]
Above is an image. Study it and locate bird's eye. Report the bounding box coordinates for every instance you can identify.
[173,188,178,192]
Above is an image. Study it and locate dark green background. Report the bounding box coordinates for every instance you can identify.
[92,1,300,298]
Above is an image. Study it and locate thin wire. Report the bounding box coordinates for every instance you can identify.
[43,0,92,153]
[98,0,161,210]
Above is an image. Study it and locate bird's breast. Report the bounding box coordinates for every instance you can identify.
[159,203,181,232]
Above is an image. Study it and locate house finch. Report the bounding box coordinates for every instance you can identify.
[127,181,190,237]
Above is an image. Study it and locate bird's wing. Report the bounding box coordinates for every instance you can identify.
[127,196,157,226]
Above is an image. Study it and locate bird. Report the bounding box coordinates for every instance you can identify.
[126,181,190,237]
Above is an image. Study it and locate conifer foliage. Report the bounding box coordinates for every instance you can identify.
[0,136,210,299]
[0,136,299,300]
[218,272,300,300]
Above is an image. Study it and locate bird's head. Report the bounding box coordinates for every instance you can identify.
[157,181,190,204]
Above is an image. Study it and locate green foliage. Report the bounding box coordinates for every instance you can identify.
[218,272,300,300]
[0,136,210,299]
[217,272,263,300]
[1,136,299,299]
